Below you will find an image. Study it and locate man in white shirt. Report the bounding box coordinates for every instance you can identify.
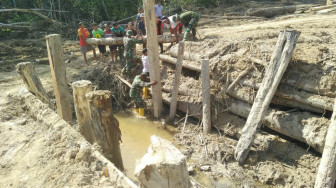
[155,1,163,19]
[141,48,149,77]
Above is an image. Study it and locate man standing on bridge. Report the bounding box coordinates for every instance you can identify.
[123,30,143,77]
[180,11,200,41]
[130,72,157,116]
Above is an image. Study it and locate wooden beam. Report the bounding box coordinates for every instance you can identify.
[45,34,72,124]
[315,99,336,188]
[16,62,49,104]
[86,90,124,171]
[234,30,300,164]
[72,80,95,144]
[202,59,211,134]
[159,54,201,72]
[169,41,184,121]
[143,0,163,118]
[86,34,184,46]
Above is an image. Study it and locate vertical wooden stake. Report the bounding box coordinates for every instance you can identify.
[143,0,163,118]
[234,30,300,164]
[202,59,211,135]
[314,99,336,188]
[86,90,124,171]
[72,80,95,144]
[16,62,49,104]
[46,34,72,124]
[169,41,185,121]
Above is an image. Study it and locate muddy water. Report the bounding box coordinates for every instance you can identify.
[115,112,174,180]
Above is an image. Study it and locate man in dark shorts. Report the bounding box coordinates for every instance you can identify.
[104,24,117,63]
[112,23,126,62]
[92,22,106,62]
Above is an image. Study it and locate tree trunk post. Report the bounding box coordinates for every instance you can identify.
[72,80,95,144]
[45,34,72,124]
[202,59,211,134]
[169,41,184,121]
[86,90,124,171]
[143,0,163,118]
[315,99,336,188]
[234,30,300,164]
[327,0,333,5]
[16,62,49,104]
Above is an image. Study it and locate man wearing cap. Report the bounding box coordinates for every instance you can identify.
[130,73,157,116]
[180,11,200,41]
[123,30,143,77]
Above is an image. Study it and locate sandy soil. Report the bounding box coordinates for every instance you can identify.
[1,1,335,187]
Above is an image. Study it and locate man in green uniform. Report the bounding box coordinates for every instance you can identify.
[123,30,143,77]
[179,11,200,41]
[130,72,157,116]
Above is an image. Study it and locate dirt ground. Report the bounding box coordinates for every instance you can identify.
[0,1,335,187]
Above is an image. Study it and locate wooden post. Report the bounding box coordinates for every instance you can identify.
[16,62,49,104]
[169,41,184,121]
[315,99,336,188]
[46,34,72,124]
[202,59,211,134]
[234,30,300,164]
[143,0,163,118]
[72,80,95,144]
[86,90,124,171]
[327,0,333,5]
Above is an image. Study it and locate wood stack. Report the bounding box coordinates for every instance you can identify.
[158,31,335,156]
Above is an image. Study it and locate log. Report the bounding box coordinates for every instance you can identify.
[159,54,201,72]
[235,30,300,164]
[249,57,336,98]
[311,4,336,11]
[169,46,204,62]
[314,99,336,188]
[170,41,184,121]
[135,135,190,187]
[202,59,211,134]
[72,80,95,144]
[248,6,297,18]
[226,83,326,114]
[143,0,163,118]
[15,62,49,104]
[86,34,184,46]
[230,99,328,153]
[0,9,61,25]
[46,34,72,124]
[86,90,124,171]
[0,23,32,30]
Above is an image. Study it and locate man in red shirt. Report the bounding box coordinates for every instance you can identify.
[156,17,164,53]
[78,22,97,66]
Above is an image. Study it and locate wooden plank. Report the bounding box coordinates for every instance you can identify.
[169,41,185,121]
[143,0,163,118]
[72,80,94,144]
[46,34,72,124]
[16,62,49,104]
[86,90,124,171]
[202,59,211,134]
[314,99,336,188]
[234,30,300,164]
[159,54,201,72]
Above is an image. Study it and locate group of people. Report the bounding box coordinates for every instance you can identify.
[77,1,200,116]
